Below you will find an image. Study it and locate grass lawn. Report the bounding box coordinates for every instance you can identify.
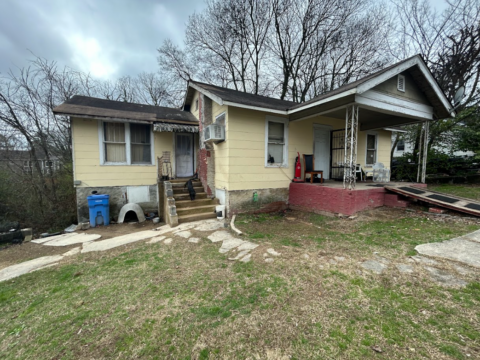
[1,208,479,359]
[429,183,480,201]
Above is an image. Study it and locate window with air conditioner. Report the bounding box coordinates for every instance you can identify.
[265,116,288,167]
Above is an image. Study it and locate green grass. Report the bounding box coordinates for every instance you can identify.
[429,183,480,201]
[0,208,479,359]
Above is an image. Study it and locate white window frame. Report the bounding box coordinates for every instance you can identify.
[98,121,155,166]
[265,116,289,168]
[365,132,378,166]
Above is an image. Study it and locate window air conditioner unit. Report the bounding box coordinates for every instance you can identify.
[204,124,225,143]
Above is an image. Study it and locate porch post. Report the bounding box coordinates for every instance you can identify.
[343,105,359,190]
[421,120,429,183]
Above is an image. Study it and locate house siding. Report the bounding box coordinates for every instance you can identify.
[72,117,173,187]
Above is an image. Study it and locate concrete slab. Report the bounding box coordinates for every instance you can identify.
[194,220,225,232]
[228,250,250,261]
[0,255,64,282]
[267,248,281,257]
[174,231,192,239]
[63,247,81,256]
[461,229,480,243]
[361,260,387,274]
[188,237,200,243]
[424,266,467,287]
[415,238,480,268]
[41,233,101,246]
[32,233,79,244]
[207,231,232,243]
[164,238,173,244]
[236,242,259,251]
[219,238,246,254]
[240,254,251,263]
[81,230,159,253]
[409,255,439,266]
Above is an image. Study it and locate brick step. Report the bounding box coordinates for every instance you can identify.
[176,204,217,216]
[178,212,218,224]
[173,186,204,194]
[174,192,208,201]
[175,198,219,209]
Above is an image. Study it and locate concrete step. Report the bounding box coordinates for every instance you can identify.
[173,186,204,194]
[175,198,219,209]
[170,178,199,184]
[176,204,217,216]
[178,211,218,224]
[171,180,201,188]
[174,192,208,201]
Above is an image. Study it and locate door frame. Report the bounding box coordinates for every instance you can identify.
[313,124,332,180]
[174,132,196,178]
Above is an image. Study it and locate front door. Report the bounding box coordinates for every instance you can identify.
[175,133,194,177]
[313,125,330,179]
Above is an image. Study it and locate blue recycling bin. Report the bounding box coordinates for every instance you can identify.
[87,194,110,227]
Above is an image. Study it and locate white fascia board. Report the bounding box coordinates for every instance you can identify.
[383,127,408,133]
[286,89,357,115]
[356,55,453,115]
[290,103,355,122]
[63,113,153,125]
[355,94,432,120]
[188,83,224,106]
[222,101,288,115]
[360,90,433,116]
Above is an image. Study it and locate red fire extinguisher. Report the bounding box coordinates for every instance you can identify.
[292,152,304,182]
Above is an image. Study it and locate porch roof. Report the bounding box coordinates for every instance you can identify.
[53,96,199,126]
[184,55,454,129]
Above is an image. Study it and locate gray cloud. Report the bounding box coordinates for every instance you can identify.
[0,0,205,80]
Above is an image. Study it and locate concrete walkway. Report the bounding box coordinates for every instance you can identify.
[415,229,480,268]
[0,219,258,283]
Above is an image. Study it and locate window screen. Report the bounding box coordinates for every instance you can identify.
[130,124,151,164]
[216,113,226,126]
[104,122,126,162]
[267,121,284,164]
[397,140,405,151]
[366,134,377,165]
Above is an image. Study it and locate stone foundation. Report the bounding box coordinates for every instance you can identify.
[227,188,289,215]
[76,185,158,223]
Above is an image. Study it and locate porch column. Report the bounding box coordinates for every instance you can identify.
[416,120,429,183]
[343,105,359,190]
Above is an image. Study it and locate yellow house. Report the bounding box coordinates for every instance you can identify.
[54,55,453,223]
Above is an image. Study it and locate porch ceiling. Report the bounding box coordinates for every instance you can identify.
[290,96,433,131]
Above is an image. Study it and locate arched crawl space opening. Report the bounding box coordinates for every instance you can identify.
[117,203,146,223]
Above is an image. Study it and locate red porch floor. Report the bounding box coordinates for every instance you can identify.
[289,181,427,216]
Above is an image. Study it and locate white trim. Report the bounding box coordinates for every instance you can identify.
[356,55,452,115]
[265,116,289,168]
[383,127,408,133]
[223,101,287,115]
[355,94,433,120]
[290,103,354,122]
[174,132,195,177]
[361,90,433,114]
[365,132,378,166]
[98,121,155,166]
[188,83,224,106]
[287,89,357,114]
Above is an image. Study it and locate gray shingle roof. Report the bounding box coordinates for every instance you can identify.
[189,81,296,111]
[53,96,198,124]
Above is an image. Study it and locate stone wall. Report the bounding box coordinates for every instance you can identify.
[76,185,158,223]
[227,188,289,215]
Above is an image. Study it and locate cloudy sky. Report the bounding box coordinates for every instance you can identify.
[0,0,205,80]
[0,0,447,81]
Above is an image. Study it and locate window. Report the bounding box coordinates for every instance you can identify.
[23,160,32,174]
[397,74,405,92]
[366,133,377,165]
[215,112,226,126]
[104,122,126,163]
[396,139,405,151]
[265,117,288,167]
[100,122,152,165]
[130,124,151,164]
